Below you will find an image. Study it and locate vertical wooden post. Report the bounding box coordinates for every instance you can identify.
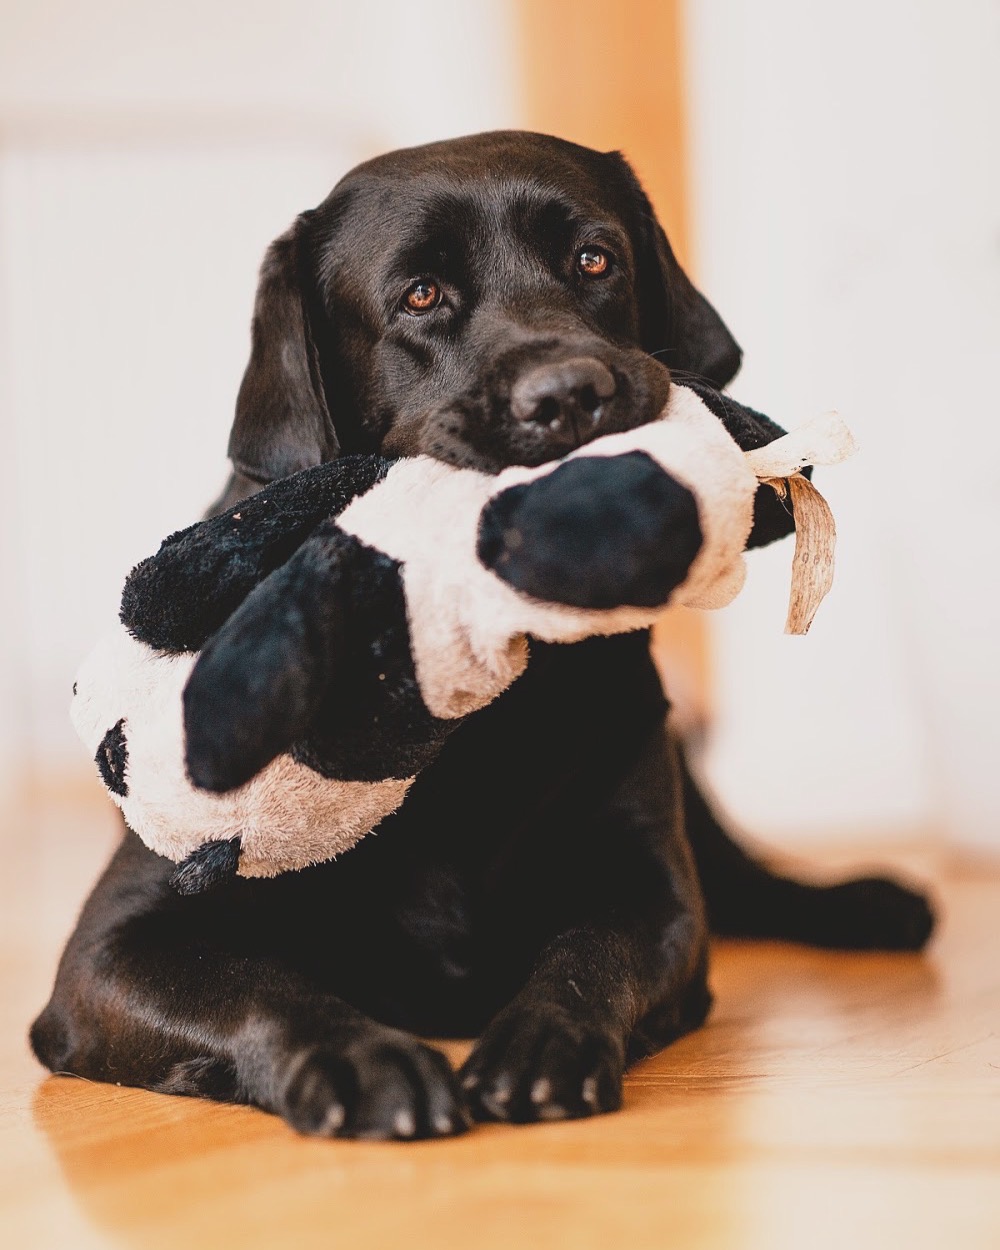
[513,0,691,265]
[513,0,713,728]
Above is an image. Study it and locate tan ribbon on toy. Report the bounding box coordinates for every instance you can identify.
[744,413,858,635]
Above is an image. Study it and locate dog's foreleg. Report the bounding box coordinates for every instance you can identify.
[460,725,711,1122]
[30,834,468,1140]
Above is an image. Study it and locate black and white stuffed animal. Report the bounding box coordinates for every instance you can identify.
[71,382,854,892]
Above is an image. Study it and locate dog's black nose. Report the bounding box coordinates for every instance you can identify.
[510,357,616,441]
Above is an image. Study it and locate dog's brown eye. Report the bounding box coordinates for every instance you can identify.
[577,247,610,277]
[403,280,441,313]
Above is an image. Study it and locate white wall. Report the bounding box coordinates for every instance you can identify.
[0,0,516,149]
[0,0,518,777]
[685,0,1000,849]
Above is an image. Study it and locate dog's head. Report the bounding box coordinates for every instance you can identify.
[228,131,742,481]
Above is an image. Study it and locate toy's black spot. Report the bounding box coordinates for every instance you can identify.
[96,719,129,797]
[170,837,242,895]
[72,681,77,696]
[478,451,703,610]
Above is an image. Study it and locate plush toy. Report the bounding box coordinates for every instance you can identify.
[71,382,855,892]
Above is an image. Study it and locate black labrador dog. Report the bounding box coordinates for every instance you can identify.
[32,132,934,1139]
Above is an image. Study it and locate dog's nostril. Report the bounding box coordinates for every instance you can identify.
[577,384,600,414]
[536,396,562,427]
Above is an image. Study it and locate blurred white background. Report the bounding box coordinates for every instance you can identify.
[0,0,997,851]
[688,0,1000,851]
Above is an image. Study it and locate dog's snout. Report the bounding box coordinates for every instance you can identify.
[510,357,617,436]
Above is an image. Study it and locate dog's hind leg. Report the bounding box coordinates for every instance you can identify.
[679,745,935,951]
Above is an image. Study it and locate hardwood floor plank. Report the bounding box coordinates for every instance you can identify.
[2,786,998,1249]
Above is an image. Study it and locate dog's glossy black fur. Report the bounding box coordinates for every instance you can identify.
[31,132,934,1140]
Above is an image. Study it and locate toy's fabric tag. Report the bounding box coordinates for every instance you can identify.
[745,412,857,635]
[763,474,836,634]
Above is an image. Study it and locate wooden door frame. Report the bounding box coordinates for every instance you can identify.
[514,0,712,727]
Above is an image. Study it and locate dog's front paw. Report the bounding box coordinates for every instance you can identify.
[280,1030,469,1140]
[460,1005,624,1123]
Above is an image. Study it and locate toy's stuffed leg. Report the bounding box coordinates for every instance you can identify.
[30,833,469,1140]
[678,745,936,950]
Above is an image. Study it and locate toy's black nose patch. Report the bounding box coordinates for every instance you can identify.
[477,451,703,610]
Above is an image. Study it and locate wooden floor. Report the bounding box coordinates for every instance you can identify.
[2,784,998,1250]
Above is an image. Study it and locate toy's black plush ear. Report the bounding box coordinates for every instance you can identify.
[121,457,389,654]
[228,214,340,484]
[682,381,809,550]
[183,522,352,792]
[615,155,742,389]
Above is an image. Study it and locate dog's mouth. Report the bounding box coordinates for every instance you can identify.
[415,349,672,474]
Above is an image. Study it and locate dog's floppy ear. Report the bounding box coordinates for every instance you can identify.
[228,214,340,484]
[614,155,742,388]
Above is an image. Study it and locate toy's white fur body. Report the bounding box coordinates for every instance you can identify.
[71,631,413,877]
[71,385,854,879]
